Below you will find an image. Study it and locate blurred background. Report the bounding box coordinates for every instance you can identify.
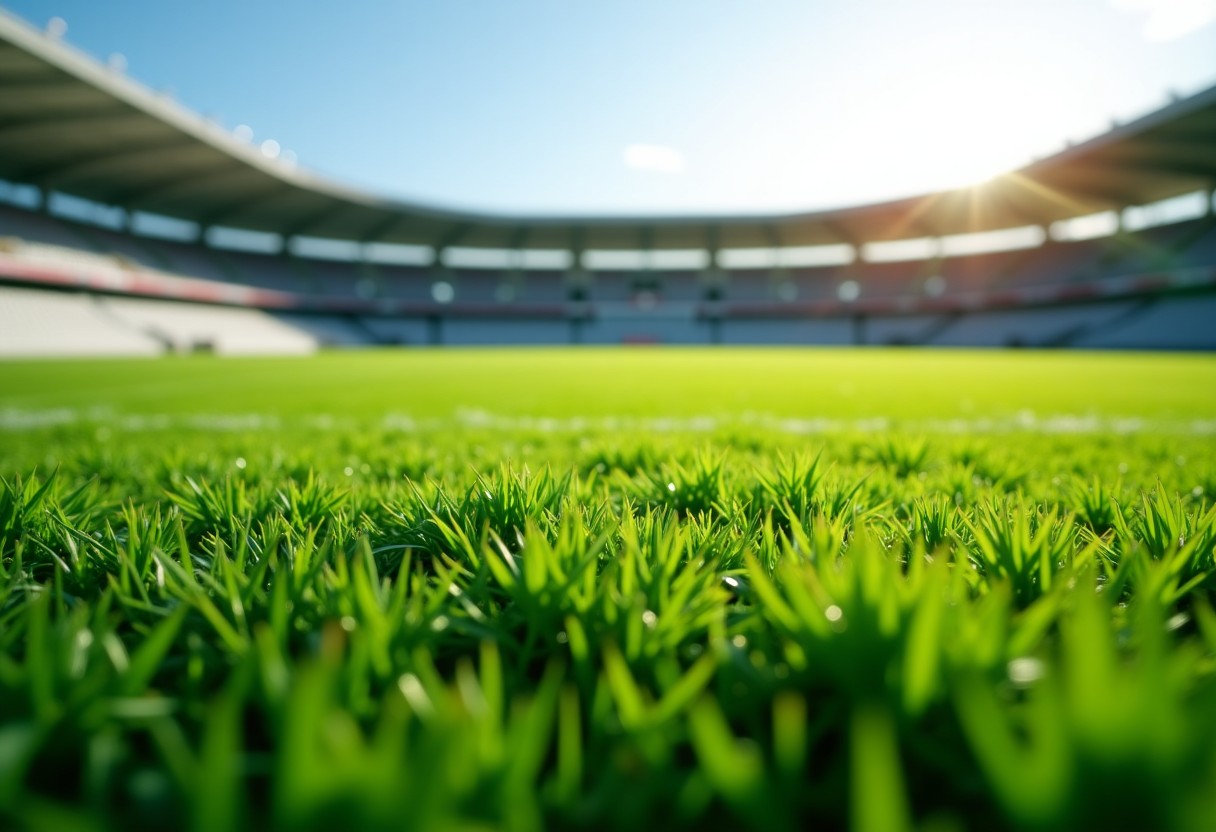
[0,0,1214,353]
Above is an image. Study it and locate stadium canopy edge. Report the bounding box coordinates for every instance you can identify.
[1,6,1214,253]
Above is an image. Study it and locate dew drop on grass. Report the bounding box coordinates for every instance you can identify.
[340,616,357,632]
[235,457,246,469]
[732,635,747,648]
[344,467,354,476]
[642,610,657,628]
[431,615,449,632]
[1166,613,1189,632]
[667,482,676,492]
[824,605,843,622]
[1007,657,1044,687]
[556,631,568,644]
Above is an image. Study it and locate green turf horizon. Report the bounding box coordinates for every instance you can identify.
[2,348,1215,832]
[2,348,1215,422]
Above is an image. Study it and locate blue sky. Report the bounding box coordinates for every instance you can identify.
[6,0,1216,216]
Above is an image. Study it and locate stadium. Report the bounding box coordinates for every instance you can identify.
[1,6,1215,354]
[2,5,1216,832]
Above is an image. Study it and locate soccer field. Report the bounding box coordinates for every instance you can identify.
[2,349,1216,831]
[3,348,1215,420]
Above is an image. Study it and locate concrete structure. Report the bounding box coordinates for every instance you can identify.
[0,7,1213,353]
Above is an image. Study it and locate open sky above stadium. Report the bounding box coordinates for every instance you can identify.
[4,0,1216,216]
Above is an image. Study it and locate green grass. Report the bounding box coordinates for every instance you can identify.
[3,348,1215,419]
[1,348,1216,832]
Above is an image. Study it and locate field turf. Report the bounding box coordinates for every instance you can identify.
[1,348,1216,831]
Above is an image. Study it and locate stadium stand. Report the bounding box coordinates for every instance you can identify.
[1072,296,1216,350]
[0,285,162,357]
[900,303,1146,349]
[0,284,316,355]
[146,240,234,285]
[661,271,704,303]
[721,317,855,346]
[451,270,500,304]
[444,318,570,346]
[589,272,632,303]
[786,269,840,303]
[376,266,436,302]
[725,270,773,302]
[852,261,927,300]
[354,316,431,346]
[518,271,567,304]
[0,6,1213,353]
[2,185,1214,352]
[101,294,316,354]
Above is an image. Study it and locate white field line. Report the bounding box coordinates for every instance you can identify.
[2,407,1215,436]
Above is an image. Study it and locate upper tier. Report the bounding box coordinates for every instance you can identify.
[1,7,1214,253]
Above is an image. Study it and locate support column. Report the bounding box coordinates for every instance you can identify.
[564,252,590,302]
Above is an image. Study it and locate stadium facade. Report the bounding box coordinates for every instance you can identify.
[1,7,1214,355]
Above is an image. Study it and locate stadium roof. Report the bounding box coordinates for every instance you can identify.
[1,7,1214,253]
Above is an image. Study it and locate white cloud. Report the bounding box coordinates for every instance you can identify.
[1110,0,1216,41]
[623,143,686,173]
